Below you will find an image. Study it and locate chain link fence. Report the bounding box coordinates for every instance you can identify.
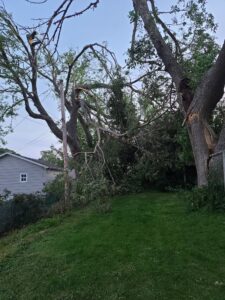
[209,150,225,186]
[0,193,59,235]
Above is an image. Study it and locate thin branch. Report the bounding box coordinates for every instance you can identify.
[37,0,100,51]
[64,43,98,96]
[0,99,24,118]
[54,1,100,24]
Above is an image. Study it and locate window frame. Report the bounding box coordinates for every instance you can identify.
[20,173,28,183]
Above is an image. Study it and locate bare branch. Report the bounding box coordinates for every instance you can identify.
[64,43,98,96]
[36,0,100,51]
[54,1,99,24]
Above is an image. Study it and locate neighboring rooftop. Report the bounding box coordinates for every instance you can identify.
[0,152,62,171]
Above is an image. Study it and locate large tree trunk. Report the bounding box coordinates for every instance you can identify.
[187,119,209,186]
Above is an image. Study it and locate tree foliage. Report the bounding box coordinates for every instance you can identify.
[1,0,225,192]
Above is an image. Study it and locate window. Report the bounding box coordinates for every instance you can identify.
[20,173,28,183]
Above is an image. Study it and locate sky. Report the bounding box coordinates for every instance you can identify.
[2,0,225,158]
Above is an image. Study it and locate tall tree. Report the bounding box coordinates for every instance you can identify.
[132,0,225,186]
[0,7,148,164]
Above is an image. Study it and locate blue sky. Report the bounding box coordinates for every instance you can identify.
[2,0,225,158]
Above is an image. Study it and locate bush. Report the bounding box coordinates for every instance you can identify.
[71,173,112,207]
[94,195,112,214]
[115,166,143,194]
[0,193,46,234]
[185,178,225,212]
[43,167,113,212]
[11,193,46,226]
[69,160,113,212]
[43,174,65,203]
[0,189,12,202]
[0,192,61,235]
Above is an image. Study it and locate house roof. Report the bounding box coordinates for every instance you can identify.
[0,152,62,171]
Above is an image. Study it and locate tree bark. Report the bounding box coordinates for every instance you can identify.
[187,120,209,186]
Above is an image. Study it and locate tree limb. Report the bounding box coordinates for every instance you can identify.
[149,0,182,58]
[132,0,184,89]
[187,41,225,118]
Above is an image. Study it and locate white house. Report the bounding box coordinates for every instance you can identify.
[0,152,62,195]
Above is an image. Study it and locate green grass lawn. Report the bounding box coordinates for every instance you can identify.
[1,192,225,300]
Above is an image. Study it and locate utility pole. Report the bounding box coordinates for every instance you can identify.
[59,79,70,211]
[223,151,225,189]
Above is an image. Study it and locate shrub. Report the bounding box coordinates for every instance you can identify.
[0,193,47,234]
[44,162,113,212]
[71,173,112,208]
[69,159,113,211]
[43,174,65,203]
[0,192,61,235]
[185,178,225,212]
[11,193,46,226]
[0,189,12,202]
[94,195,112,214]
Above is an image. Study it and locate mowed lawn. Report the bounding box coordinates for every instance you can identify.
[1,192,225,300]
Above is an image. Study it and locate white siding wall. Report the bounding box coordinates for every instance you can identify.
[46,170,62,182]
[0,156,49,195]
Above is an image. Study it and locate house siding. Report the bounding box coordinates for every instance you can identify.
[46,170,61,182]
[0,155,58,195]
